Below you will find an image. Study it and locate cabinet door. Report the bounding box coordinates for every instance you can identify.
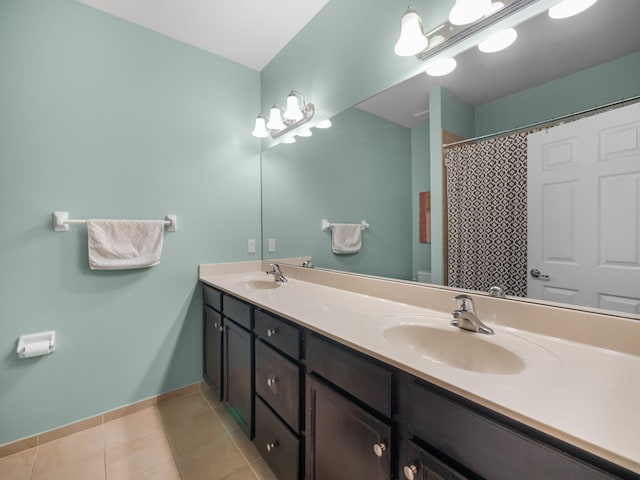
[402,441,470,480]
[224,319,253,437]
[306,375,391,480]
[203,306,224,398]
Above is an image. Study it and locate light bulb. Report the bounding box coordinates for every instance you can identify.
[394,7,428,56]
[315,119,332,129]
[549,0,598,19]
[425,57,457,76]
[266,105,285,131]
[478,28,517,53]
[251,116,269,138]
[284,92,303,121]
[449,0,491,25]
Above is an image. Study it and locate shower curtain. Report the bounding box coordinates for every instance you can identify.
[445,131,529,297]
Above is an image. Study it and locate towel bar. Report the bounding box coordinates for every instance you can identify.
[53,212,177,232]
[321,219,369,231]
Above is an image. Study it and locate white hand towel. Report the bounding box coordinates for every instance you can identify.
[331,223,362,254]
[87,220,164,270]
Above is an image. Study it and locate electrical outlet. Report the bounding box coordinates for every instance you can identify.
[248,239,256,254]
[268,238,276,252]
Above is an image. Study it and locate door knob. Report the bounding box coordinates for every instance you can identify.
[373,442,387,457]
[403,464,418,480]
[530,268,550,280]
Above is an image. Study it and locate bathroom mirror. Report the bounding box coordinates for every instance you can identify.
[262,0,640,318]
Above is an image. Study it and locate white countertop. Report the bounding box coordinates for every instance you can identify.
[200,263,640,474]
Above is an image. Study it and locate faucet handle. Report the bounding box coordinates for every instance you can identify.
[453,294,473,312]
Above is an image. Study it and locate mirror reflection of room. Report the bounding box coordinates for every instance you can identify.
[262,0,640,316]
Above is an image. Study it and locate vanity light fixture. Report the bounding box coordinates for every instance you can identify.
[478,27,518,53]
[282,136,296,144]
[425,57,457,76]
[394,6,429,56]
[548,0,598,19]
[315,119,332,129]
[298,128,313,137]
[252,90,315,140]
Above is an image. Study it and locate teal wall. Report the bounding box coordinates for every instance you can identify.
[262,108,413,280]
[475,52,640,136]
[0,0,260,445]
[411,123,431,279]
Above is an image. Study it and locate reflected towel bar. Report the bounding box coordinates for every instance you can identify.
[321,219,369,231]
[53,211,177,232]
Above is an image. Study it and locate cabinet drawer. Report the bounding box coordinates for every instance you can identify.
[306,334,392,417]
[404,440,469,480]
[202,283,221,311]
[256,340,300,432]
[223,295,252,330]
[255,397,299,480]
[406,381,617,480]
[255,309,301,360]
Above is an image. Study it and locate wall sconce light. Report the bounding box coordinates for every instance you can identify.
[252,90,315,140]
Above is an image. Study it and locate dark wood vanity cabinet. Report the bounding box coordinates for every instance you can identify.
[253,309,303,480]
[202,285,223,398]
[400,378,625,480]
[305,334,393,480]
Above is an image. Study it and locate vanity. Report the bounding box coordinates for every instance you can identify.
[199,261,640,480]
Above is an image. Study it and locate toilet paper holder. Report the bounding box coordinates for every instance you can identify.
[17,331,56,359]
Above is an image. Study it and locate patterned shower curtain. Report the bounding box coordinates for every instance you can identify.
[445,131,529,297]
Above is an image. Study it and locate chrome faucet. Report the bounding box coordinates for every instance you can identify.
[452,294,494,335]
[266,263,287,283]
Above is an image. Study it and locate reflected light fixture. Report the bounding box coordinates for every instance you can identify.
[252,90,315,140]
[394,6,429,56]
[315,119,332,129]
[449,0,491,26]
[282,136,296,144]
[298,128,313,137]
[548,0,598,19]
[478,28,517,53]
[425,57,457,76]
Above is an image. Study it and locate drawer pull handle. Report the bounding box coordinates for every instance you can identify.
[403,465,418,480]
[266,329,277,337]
[266,441,279,452]
[267,377,278,387]
[373,442,386,458]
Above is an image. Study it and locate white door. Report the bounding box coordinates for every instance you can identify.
[527,102,640,314]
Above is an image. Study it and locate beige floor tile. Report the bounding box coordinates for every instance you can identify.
[156,393,211,427]
[222,465,259,480]
[164,409,227,457]
[31,426,105,480]
[213,405,241,433]
[104,407,165,449]
[201,387,223,409]
[177,434,249,480]
[229,429,261,462]
[105,431,174,480]
[0,448,36,480]
[125,460,181,480]
[250,459,279,480]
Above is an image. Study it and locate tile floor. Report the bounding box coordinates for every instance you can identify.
[0,389,279,480]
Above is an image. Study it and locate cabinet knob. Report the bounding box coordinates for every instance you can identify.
[213,322,218,328]
[219,325,224,332]
[266,329,277,337]
[373,442,387,458]
[403,464,418,480]
[266,441,279,452]
[267,377,278,387]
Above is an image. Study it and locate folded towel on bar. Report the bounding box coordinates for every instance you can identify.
[87,220,165,270]
[331,223,362,254]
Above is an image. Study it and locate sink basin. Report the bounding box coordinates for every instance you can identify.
[383,324,526,374]
[237,280,283,290]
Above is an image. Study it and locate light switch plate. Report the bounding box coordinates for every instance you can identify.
[248,239,256,254]
[268,238,276,252]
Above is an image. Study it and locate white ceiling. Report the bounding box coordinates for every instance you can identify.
[78,0,330,71]
[357,0,640,128]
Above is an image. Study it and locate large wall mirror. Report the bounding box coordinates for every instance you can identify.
[262,0,640,318]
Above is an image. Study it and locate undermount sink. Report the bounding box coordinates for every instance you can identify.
[383,323,526,374]
[237,279,283,290]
